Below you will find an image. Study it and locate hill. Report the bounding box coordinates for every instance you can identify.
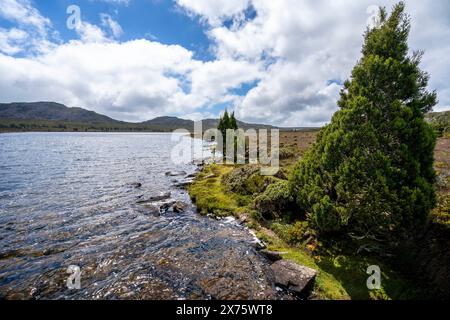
[0,102,278,132]
[142,117,275,131]
[0,102,121,124]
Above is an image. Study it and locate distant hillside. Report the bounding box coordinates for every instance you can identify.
[0,102,121,123]
[426,111,450,135]
[0,102,279,133]
[142,117,275,131]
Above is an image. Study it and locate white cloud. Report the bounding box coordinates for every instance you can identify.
[175,0,250,26]
[0,38,263,122]
[96,0,131,5]
[76,21,109,43]
[0,0,50,35]
[0,40,197,121]
[0,27,28,55]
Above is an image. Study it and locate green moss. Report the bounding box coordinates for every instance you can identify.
[189,164,254,217]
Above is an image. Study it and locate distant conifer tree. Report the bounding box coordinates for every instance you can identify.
[230,112,238,130]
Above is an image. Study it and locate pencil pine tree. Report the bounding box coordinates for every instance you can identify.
[290,2,437,241]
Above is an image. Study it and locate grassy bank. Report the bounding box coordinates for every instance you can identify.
[188,132,449,300]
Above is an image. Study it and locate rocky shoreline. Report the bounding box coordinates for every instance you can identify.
[130,161,318,299]
[184,163,319,299]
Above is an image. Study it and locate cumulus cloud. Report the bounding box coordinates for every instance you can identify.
[175,0,250,26]
[0,0,50,35]
[0,27,28,55]
[0,36,262,121]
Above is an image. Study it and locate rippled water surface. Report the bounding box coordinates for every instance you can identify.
[0,132,282,300]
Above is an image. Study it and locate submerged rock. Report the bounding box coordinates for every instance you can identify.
[136,192,171,204]
[128,182,142,188]
[173,180,193,189]
[172,201,189,213]
[270,260,317,296]
[143,204,161,215]
[160,201,177,213]
[165,171,187,177]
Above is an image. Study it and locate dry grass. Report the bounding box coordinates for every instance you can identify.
[279,130,319,154]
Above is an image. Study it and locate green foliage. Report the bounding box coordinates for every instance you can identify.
[432,193,450,228]
[217,109,231,137]
[230,112,238,130]
[217,110,239,134]
[270,221,305,244]
[279,146,297,160]
[289,2,437,241]
[223,165,276,195]
[255,180,294,219]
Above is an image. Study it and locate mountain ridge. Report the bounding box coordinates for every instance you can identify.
[0,102,281,132]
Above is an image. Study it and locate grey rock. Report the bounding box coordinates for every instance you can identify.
[172,201,189,213]
[143,204,161,214]
[173,180,193,189]
[160,201,176,213]
[259,250,286,262]
[165,171,187,177]
[270,260,317,295]
[136,192,171,204]
[250,241,266,251]
[129,182,142,188]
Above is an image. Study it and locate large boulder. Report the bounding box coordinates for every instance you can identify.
[270,260,317,295]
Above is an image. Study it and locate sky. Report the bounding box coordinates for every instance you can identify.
[0,0,449,126]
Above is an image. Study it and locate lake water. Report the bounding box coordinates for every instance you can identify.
[0,132,283,299]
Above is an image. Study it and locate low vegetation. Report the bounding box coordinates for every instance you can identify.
[427,111,450,136]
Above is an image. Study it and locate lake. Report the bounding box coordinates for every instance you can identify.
[0,132,283,299]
